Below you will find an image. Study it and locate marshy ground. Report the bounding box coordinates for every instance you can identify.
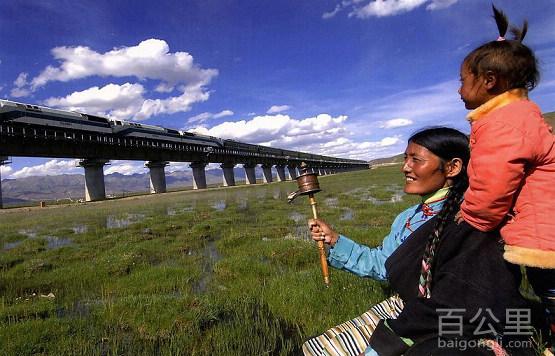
[0,165,427,355]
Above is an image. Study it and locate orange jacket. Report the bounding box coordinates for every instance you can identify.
[460,89,555,268]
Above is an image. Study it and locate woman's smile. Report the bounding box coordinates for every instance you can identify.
[402,142,449,196]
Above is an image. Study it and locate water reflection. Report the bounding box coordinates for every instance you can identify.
[72,225,88,234]
[166,207,177,216]
[324,198,339,208]
[3,234,74,250]
[272,188,284,200]
[366,192,404,205]
[3,240,23,250]
[212,200,226,211]
[346,186,405,205]
[18,229,37,238]
[236,198,248,210]
[340,208,354,221]
[45,236,74,249]
[192,239,222,294]
[288,212,306,223]
[284,226,311,242]
[56,299,99,318]
[106,213,145,229]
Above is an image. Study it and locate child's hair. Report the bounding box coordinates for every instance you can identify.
[463,5,539,91]
[408,127,470,298]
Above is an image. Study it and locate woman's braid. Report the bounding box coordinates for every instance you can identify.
[418,171,468,298]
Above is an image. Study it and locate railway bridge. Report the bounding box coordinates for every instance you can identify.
[0,100,368,206]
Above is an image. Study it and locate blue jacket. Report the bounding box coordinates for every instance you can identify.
[328,197,446,281]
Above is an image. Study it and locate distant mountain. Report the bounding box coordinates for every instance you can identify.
[369,154,404,166]
[1,168,249,205]
[544,111,554,130]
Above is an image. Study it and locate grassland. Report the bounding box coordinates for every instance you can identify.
[0,166,424,355]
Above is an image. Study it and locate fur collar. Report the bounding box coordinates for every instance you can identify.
[467,88,528,122]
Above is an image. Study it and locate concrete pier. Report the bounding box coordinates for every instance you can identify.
[0,156,9,209]
[275,165,286,182]
[243,163,257,185]
[262,165,273,183]
[145,161,168,194]
[221,162,236,187]
[190,161,208,190]
[78,159,108,201]
[287,165,297,180]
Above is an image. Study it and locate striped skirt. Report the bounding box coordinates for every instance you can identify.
[302,295,404,356]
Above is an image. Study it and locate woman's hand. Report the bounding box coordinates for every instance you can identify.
[308,219,339,246]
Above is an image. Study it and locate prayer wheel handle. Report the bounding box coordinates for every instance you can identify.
[287,162,330,287]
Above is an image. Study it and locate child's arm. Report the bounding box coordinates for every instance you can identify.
[460,120,533,231]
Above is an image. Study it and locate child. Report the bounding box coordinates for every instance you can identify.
[457,5,555,353]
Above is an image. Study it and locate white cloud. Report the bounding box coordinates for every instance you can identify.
[0,165,13,177]
[191,113,348,146]
[10,72,31,98]
[11,39,216,120]
[155,82,175,93]
[426,0,457,10]
[14,72,28,87]
[214,110,234,118]
[324,0,458,19]
[187,110,234,124]
[29,39,217,90]
[380,118,414,129]
[189,112,403,160]
[10,87,31,98]
[167,162,192,173]
[10,159,81,179]
[105,161,146,175]
[267,105,290,114]
[351,0,427,18]
[43,83,145,117]
[43,82,210,121]
[188,112,213,124]
[322,4,342,19]
[287,134,401,161]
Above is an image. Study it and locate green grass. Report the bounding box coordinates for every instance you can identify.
[0,165,421,355]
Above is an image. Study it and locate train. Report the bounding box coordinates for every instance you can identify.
[0,99,362,164]
[0,99,224,148]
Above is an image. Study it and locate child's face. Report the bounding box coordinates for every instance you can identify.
[458,63,491,110]
[402,142,450,196]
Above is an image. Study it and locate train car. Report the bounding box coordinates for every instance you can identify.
[110,118,224,147]
[223,139,263,153]
[179,131,224,147]
[0,99,225,147]
[0,99,112,134]
[109,119,184,144]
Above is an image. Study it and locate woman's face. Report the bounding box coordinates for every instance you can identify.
[402,142,450,196]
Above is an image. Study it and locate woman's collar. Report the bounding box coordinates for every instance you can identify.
[467,88,528,122]
[422,186,450,204]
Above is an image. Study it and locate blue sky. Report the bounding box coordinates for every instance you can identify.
[1,0,554,178]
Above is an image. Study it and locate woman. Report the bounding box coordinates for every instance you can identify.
[304,127,533,355]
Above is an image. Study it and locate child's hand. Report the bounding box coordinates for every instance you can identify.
[454,210,464,224]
